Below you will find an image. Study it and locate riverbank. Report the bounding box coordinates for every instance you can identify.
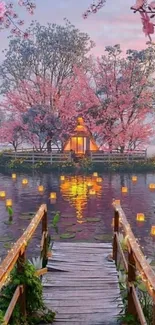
[0,153,155,173]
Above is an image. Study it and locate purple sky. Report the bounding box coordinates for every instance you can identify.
[0,0,148,61]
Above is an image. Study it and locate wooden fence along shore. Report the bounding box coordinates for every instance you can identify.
[0,202,154,324]
[3,148,147,164]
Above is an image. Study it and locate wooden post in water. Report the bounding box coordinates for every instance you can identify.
[17,251,26,318]
[42,208,48,267]
[113,209,119,266]
[127,249,137,318]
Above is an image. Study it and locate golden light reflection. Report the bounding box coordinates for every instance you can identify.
[60,176,102,221]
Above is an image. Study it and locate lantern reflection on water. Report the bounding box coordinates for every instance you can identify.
[151,226,155,235]
[12,173,16,179]
[60,176,102,221]
[149,184,155,190]
[132,176,137,182]
[38,185,44,192]
[22,179,28,185]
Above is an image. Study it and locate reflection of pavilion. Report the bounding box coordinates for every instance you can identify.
[60,176,102,221]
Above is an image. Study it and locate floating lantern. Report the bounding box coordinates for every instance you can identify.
[122,187,128,193]
[6,199,12,207]
[151,226,155,235]
[89,189,96,195]
[87,182,92,188]
[60,175,65,181]
[12,173,16,179]
[114,199,120,205]
[0,191,6,198]
[93,172,98,177]
[132,176,137,182]
[38,185,44,192]
[50,192,57,199]
[136,213,145,222]
[22,179,28,185]
[149,183,155,189]
[97,177,102,183]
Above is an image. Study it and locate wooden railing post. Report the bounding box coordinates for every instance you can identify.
[113,209,119,265]
[42,209,48,266]
[127,249,137,318]
[17,251,26,318]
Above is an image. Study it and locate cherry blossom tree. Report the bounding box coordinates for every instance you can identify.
[0,1,36,37]
[0,20,94,94]
[0,120,25,150]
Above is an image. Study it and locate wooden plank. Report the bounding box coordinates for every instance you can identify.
[4,285,22,324]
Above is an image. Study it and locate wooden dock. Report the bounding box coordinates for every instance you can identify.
[42,242,122,325]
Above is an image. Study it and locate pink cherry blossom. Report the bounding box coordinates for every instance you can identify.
[0,1,6,18]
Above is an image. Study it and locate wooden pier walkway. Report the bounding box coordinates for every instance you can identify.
[42,242,122,325]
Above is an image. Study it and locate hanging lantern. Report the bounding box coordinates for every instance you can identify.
[93,172,98,177]
[97,177,102,183]
[89,189,96,195]
[22,179,28,185]
[12,173,16,179]
[60,175,65,181]
[136,213,145,222]
[132,176,137,182]
[0,191,6,198]
[38,185,44,192]
[122,187,128,193]
[6,199,12,207]
[151,226,155,235]
[50,192,57,199]
[149,184,155,189]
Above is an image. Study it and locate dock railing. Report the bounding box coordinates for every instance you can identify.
[113,202,155,325]
[0,204,48,324]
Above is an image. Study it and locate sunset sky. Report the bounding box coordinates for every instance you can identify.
[0,0,148,61]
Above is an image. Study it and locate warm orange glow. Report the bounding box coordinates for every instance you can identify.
[6,199,12,207]
[93,172,98,177]
[38,185,44,192]
[122,187,128,193]
[132,176,137,182]
[22,179,28,185]
[50,192,57,199]
[0,191,6,198]
[97,177,102,183]
[151,226,155,235]
[60,176,65,181]
[12,173,16,179]
[63,117,99,153]
[60,176,102,220]
[136,213,145,222]
[89,189,96,195]
[149,183,155,189]
[114,200,120,205]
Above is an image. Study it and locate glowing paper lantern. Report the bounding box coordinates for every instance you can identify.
[60,175,65,181]
[22,179,28,185]
[0,191,6,198]
[38,185,44,192]
[136,213,145,222]
[122,187,128,193]
[149,184,155,189]
[132,176,137,182]
[114,200,120,205]
[93,172,98,177]
[50,192,57,199]
[89,189,96,195]
[151,226,155,235]
[12,173,16,179]
[87,182,92,188]
[97,177,102,183]
[6,199,12,207]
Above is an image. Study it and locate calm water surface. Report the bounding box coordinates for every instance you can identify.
[0,171,155,261]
